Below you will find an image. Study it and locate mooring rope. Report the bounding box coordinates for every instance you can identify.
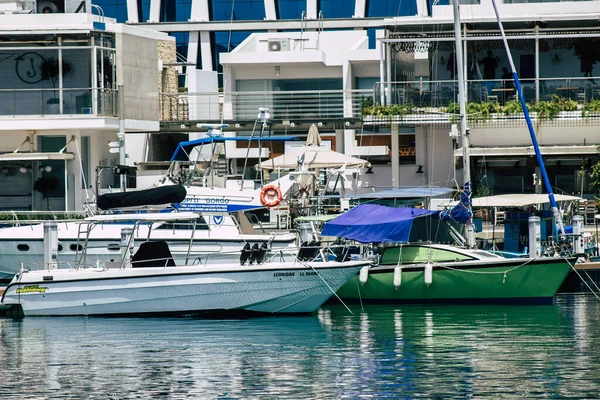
[306,262,354,315]
[355,278,365,313]
[565,258,600,301]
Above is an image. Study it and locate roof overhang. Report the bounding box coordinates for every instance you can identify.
[458,145,599,157]
[0,152,74,162]
[471,194,582,208]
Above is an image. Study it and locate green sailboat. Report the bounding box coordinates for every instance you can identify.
[326,0,575,304]
[335,243,572,304]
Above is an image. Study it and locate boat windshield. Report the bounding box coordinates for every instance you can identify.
[471,250,504,259]
[156,216,209,231]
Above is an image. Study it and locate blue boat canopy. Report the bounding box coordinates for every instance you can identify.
[170,136,300,161]
[321,204,439,243]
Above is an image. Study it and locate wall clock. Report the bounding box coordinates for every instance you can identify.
[15,52,46,84]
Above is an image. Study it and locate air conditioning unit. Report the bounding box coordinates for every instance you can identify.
[37,0,64,13]
[268,39,289,52]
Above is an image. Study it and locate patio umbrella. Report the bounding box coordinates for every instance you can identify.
[257,125,369,171]
[306,124,322,147]
[256,145,370,171]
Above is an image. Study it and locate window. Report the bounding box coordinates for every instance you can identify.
[38,136,66,198]
[380,245,473,265]
[92,0,128,22]
[161,0,192,22]
[317,0,354,18]
[138,0,151,22]
[168,32,191,87]
[209,0,265,21]
[367,28,378,50]
[211,31,255,86]
[366,0,418,17]
[276,0,306,19]
[158,216,209,231]
[81,137,90,189]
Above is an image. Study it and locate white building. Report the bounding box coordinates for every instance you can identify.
[0,0,173,211]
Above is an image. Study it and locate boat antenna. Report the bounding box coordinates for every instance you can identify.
[489,0,566,237]
[452,0,475,248]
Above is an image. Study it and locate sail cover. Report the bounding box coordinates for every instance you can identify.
[440,182,473,225]
[321,204,438,243]
[97,185,187,210]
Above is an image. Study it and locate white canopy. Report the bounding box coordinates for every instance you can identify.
[471,194,582,208]
[257,145,370,170]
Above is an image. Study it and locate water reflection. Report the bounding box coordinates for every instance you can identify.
[0,295,599,398]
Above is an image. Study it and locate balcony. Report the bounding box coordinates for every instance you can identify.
[160,89,374,123]
[0,88,118,117]
[160,78,600,129]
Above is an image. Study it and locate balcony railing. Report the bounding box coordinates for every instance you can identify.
[160,89,374,122]
[160,79,600,127]
[374,76,600,108]
[0,88,118,117]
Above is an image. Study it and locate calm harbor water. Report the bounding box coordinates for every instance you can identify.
[1,294,600,399]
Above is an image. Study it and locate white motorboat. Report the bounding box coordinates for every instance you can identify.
[1,212,367,317]
[0,183,299,280]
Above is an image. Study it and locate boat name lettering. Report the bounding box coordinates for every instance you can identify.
[300,271,317,276]
[16,285,48,294]
[43,276,53,281]
[182,197,231,204]
[205,198,230,204]
[274,272,295,277]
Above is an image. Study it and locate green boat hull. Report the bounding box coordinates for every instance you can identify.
[337,257,572,303]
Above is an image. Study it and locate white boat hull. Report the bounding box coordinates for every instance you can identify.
[1,261,366,316]
[0,222,297,278]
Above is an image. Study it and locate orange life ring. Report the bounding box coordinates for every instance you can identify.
[260,185,282,208]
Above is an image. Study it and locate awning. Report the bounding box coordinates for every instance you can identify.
[470,194,582,208]
[257,145,370,170]
[295,214,340,223]
[321,204,439,243]
[326,187,454,199]
[0,152,75,161]
[170,136,300,162]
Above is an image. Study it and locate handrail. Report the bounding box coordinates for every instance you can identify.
[90,4,104,22]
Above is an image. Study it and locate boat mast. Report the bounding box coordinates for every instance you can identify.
[452,0,476,248]
[489,0,566,236]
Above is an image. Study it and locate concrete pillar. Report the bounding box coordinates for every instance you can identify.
[335,129,345,154]
[307,0,317,19]
[190,0,209,21]
[391,123,399,188]
[264,0,276,20]
[149,0,160,22]
[354,0,366,18]
[125,0,139,22]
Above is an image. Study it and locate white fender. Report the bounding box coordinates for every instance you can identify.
[359,266,369,285]
[393,266,402,289]
[424,262,433,287]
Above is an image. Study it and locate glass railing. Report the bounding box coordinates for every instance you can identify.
[373,76,600,107]
[0,88,118,117]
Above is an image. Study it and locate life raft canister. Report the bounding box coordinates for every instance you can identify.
[260,185,282,207]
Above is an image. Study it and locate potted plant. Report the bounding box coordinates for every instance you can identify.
[34,175,59,210]
[40,57,72,111]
